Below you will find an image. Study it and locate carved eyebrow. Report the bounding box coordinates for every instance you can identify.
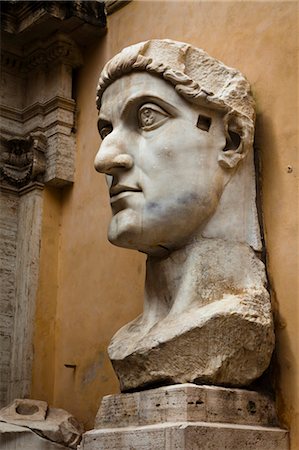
[97,102,112,126]
[97,116,111,133]
[120,94,179,118]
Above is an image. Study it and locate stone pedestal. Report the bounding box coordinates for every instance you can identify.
[80,384,289,450]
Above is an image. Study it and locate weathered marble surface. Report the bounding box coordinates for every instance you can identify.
[95,39,274,390]
[0,422,67,450]
[0,399,83,449]
[109,239,274,390]
[80,384,289,450]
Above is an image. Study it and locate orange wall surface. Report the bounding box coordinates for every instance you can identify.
[32,1,298,446]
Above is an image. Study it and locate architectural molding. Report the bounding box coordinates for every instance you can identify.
[25,33,83,71]
[0,0,107,407]
[0,97,76,128]
[1,33,80,186]
[1,1,106,43]
[1,36,82,74]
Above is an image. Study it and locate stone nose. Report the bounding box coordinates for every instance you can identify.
[94,142,133,175]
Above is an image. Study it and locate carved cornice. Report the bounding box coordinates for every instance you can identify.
[64,1,107,25]
[25,34,82,70]
[1,36,82,74]
[0,133,47,188]
[0,105,23,124]
[0,97,76,136]
[1,1,105,188]
[1,1,106,37]
[23,97,76,121]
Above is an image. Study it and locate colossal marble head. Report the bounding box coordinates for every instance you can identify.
[94,41,274,392]
[95,40,260,256]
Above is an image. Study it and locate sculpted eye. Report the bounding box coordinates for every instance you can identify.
[99,123,113,140]
[138,103,169,131]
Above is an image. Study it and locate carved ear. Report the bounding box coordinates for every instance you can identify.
[218,114,251,169]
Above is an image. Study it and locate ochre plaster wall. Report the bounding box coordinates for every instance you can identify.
[32,187,62,405]
[33,0,298,445]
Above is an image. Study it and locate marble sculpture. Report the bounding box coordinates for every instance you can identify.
[94,39,274,392]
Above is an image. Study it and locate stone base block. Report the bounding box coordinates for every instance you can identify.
[80,384,289,450]
[82,422,288,450]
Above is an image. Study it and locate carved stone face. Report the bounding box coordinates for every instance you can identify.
[95,72,228,255]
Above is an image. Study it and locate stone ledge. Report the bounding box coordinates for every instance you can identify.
[96,384,278,429]
[85,384,289,450]
[81,422,289,450]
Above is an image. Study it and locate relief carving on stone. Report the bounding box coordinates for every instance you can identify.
[0,133,46,188]
[95,40,274,392]
[25,33,82,70]
[0,33,81,187]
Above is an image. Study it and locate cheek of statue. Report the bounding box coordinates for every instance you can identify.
[107,151,225,255]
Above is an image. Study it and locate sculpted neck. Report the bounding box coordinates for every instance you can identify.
[143,237,265,328]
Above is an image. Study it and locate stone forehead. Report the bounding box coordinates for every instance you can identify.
[97,39,255,123]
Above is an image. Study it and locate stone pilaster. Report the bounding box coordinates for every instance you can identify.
[8,184,44,401]
[0,187,18,407]
[0,134,46,405]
